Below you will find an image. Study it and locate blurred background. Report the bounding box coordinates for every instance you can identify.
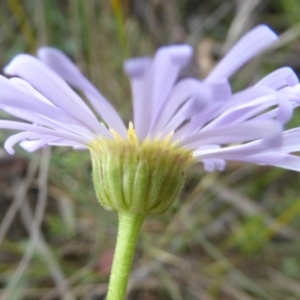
[0,0,300,299]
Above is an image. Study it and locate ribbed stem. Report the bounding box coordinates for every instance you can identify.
[106,211,145,300]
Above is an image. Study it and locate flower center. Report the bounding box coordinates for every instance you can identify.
[88,123,194,214]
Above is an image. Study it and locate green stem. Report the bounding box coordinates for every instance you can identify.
[106,211,145,300]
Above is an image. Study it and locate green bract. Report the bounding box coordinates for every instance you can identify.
[89,123,194,215]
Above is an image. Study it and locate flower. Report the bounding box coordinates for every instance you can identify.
[2,24,300,300]
[1,24,300,182]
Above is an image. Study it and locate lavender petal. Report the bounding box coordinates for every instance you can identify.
[255,67,298,89]
[205,25,277,82]
[181,120,282,149]
[38,47,127,137]
[124,57,152,139]
[0,120,89,145]
[4,54,106,134]
[150,79,210,136]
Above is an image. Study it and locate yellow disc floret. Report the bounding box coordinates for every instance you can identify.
[88,123,194,215]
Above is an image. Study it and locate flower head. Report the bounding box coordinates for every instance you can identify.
[1,25,300,212]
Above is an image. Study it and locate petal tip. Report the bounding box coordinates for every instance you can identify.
[169,45,193,66]
[4,144,15,155]
[123,58,151,77]
[255,24,278,42]
[4,54,35,75]
[37,47,65,61]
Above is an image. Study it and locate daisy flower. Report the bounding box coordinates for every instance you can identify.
[1,24,300,300]
[1,25,299,175]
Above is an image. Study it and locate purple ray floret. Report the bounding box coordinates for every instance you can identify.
[1,25,300,172]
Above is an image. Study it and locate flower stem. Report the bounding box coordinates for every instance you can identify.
[106,211,145,300]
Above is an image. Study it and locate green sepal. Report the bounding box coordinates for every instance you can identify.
[89,130,194,215]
